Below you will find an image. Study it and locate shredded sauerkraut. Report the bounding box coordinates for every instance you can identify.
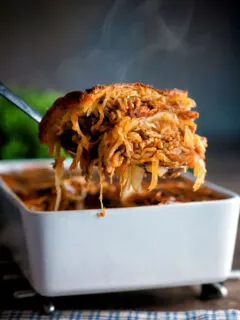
[38,83,208,213]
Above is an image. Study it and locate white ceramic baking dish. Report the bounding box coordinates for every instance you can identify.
[0,159,239,297]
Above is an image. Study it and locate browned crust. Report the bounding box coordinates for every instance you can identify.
[38,90,83,144]
[38,82,189,144]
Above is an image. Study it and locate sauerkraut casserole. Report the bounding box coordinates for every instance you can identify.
[38,83,207,212]
[0,168,221,212]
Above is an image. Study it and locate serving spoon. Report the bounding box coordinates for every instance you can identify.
[0,81,186,175]
[0,82,77,153]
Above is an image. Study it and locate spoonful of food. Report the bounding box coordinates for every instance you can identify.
[0,82,78,153]
[0,81,186,178]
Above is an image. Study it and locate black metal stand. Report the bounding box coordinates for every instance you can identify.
[8,282,230,315]
[0,246,229,315]
[40,298,55,315]
[10,290,55,315]
[200,282,228,300]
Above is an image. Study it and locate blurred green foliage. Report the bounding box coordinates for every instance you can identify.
[0,86,62,159]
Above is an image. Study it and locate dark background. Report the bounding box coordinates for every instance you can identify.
[0,0,239,187]
[1,2,240,310]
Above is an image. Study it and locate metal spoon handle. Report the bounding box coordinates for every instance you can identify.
[0,82,43,123]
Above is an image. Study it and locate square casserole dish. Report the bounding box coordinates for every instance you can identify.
[0,159,239,297]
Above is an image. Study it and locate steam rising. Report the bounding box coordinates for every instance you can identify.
[57,0,200,89]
